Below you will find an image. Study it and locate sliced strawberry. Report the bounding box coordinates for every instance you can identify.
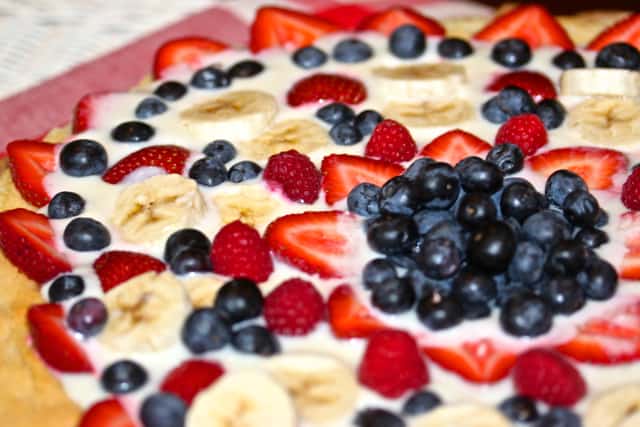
[6,140,56,207]
[321,154,403,205]
[621,250,640,280]
[618,211,640,251]
[93,250,166,292]
[160,359,225,405]
[314,4,373,30]
[327,284,387,339]
[474,4,574,49]
[556,299,640,364]
[0,208,70,283]
[250,6,340,53]
[588,13,640,51]
[420,129,492,166]
[27,303,92,373]
[153,37,227,79]
[78,398,135,427]
[422,339,517,383]
[101,145,190,184]
[356,6,445,36]
[528,147,628,190]
[486,71,557,103]
[72,92,108,134]
[287,73,367,107]
[265,211,359,278]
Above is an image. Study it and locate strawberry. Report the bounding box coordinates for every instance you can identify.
[250,7,340,53]
[287,73,367,107]
[528,147,628,190]
[264,278,325,336]
[101,145,190,184]
[314,4,373,30]
[263,150,321,204]
[619,211,640,251]
[72,92,108,134]
[321,154,403,205]
[513,348,587,406]
[474,4,574,49]
[622,167,640,210]
[27,303,92,373]
[495,114,547,156]
[621,250,640,280]
[327,285,387,339]
[556,300,640,364]
[420,129,492,165]
[265,211,359,278]
[365,119,417,163]
[588,13,640,51]
[6,139,56,207]
[486,71,557,103]
[210,220,273,283]
[160,359,225,405]
[93,250,166,292]
[356,6,445,36]
[422,339,517,383]
[78,398,135,427]
[358,330,429,398]
[153,37,227,79]
[0,208,70,283]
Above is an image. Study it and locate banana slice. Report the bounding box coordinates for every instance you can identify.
[213,184,283,230]
[239,119,330,160]
[100,271,191,352]
[182,274,225,308]
[186,371,296,427]
[568,96,640,145]
[112,174,206,244]
[384,99,473,127]
[585,384,640,427]
[560,69,640,97]
[373,63,468,102]
[265,353,358,423]
[180,90,278,142]
[411,404,511,427]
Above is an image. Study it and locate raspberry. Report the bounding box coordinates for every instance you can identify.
[263,150,321,204]
[495,114,547,156]
[263,278,325,335]
[286,73,367,106]
[622,168,640,211]
[358,329,429,398]
[210,220,273,283]
[365,119,417,162]
[513,348,587,406]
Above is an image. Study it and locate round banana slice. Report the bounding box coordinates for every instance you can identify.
[213,184,283,230]
[373,63,468,102]
[560,69,640,97]
[585,384,640,427]
[384,99,473,127]
[265,353,359,423]
[239,119,330,160]
[186,371,296,427]
[182,274,225,308]
[100,271,191,352]
[568,96,640,145]
[180,90,278,142]
[111,174,206,244]
[410,404,511,427]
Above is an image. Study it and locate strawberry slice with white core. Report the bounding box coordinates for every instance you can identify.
[6,139,56,207]
[101,145,190,184]
[72,92,109,134]
[153,37,227,79]
[78,398,135,427]
[327,284,387,339]
[420,129,492,166]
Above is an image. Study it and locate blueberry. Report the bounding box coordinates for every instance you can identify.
[536,99,566,130]
[389,24,426,59]
[562,190,600,227]
[574,227,609,249]
[355,110,383,135]
[412,162,460,209]
[508,241,545,285]
[498,395,539,423]
[169,249,211,275]
[203,140,236,164]
[416,237,462,279]
[354,408,405,427]
[577,258,618,301]
[413,209,453,235]
[316,102,355,125]
[189,157,227,187]
[227,59,264,78]
[181,308,230,353]
[367,215,418,255]
[453,268,497,306]
[333,38,373,63]
[387,253,419,270]
[363,258,397,290]
[63,217,111,251]
[596,209,609,227]
[379,176,420,215]
[231,325,280,356]
[545,170,588,207]
[468,221,516,273]
[482,97,510,124]
[330,121,363,145]
[404,158,435,181]
[455,157,504,194]
[437,37,473,59]
[371,276,416,314]
[496,86,536,117]
[214,278,263,324]
[522,210,571,249]
[60,139,108,177]
[101,360,148,394]
[407,268,436,300]
[456,192,498,229]
[111,121,155,142]
[292,46,328,69]
[67,297,108,337]
[417,296,463,330]
[552,50,586,70]
[535,407,582,427]
[544,276,586,314]
[491,38,532,68]
[348,183,381,217]
[135,97,168,119]
[546,240,589,276]
[227,161,262,183]
[164,228,210,263]
[140,393,187,427]
[48,274,85,302]
[500,181,544,223]
[48,191,85,219]
[427,219,467,252]
[190,66,231,89]
[595,42,640,70]
[402,390,441,415]
[500,292,553,336]
[486,143,524,175]
[154,81,188,101]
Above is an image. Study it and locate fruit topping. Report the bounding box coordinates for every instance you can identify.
[72,92,108,134]
[48,191,85,219]
[263,149,321,204]
[213,278,263,324]
[153,36,227,79]
[94,250,166,292]
[314,4,373,30]
[535,99,566,130]
[101,360,148,394]
[189,66,230,89]
[228,59,265,79]
[231,324,280,356]
[48,274,85,302]
[371,275,416,314]
[111,121,155,143]
[495,114,548,156]
[134,97,167,119]
[490,38,532,68]
[316,102,355,125]
[181,308,230,354]
[160,359,225,405]
[535,408,581,427]
[189,157,227,187]
[356,6,445,36]
[78,398,135,427]
[354,408,405,427]
[455,156,504,194]
[486,143,524,175]
[333,38,373,63]
[164,228,212,275]
[365,119,417,162]
[500,292,553,337]
[595,42,640,70]
[498,395,539,423]
[420,129,492,165]
[622,166,640,210]
[437,37,474,59]
[202,140,236,164]
[59,139,108,177]
[355,110,384,136]
[6,139,56,207]
[417,297,463,330]
[587,13,640,51]
[292,45,328,69]
[287,73,367,107]
[140,393,187,427]
[264,278,325,336]
[389,24,426,59]
[552,50,587,70]
[402,390,442,416]
[228,161,262,183]
[67,297,108,337]
[63,217,111,251]
[154,80,188,101]
[487,71,557,103]
[102,145,189,184]
[328,284,387,339]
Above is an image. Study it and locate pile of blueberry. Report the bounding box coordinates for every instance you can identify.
[315,102,383,145]
[188,139,262,187]
[350,145,617,337]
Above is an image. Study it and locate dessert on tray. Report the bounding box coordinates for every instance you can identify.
[2,3,640,427]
